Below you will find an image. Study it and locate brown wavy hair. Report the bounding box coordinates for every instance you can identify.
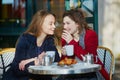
[62,9,90,34]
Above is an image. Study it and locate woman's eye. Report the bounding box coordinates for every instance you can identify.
[66,22,70,24]
[49,23,52,25]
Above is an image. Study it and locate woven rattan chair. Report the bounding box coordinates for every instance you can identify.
[0,48,15,78]
[97,46,115,80]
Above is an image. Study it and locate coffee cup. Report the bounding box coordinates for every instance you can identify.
[65,45,74,56]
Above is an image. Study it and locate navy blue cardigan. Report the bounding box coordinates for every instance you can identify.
[10,33,60,80]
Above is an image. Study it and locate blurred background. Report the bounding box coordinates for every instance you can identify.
[0,0,120,59]
[0,0,97,49]
[0,0,120,79]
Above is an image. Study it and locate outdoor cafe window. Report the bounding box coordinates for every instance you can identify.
[0,0,26,27]
[0,0,96,30]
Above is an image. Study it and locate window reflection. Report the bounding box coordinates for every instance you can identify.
[0,0,94,28]
[0,0,26,27]
[2,0,14,4]
[65,0,81,10]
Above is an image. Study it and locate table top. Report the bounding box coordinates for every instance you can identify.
[28,62,101,75]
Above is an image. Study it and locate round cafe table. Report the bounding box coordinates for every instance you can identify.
[28,62,101,75]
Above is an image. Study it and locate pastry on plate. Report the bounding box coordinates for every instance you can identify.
[58,57,77,66]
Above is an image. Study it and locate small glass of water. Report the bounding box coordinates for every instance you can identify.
[46,51,55,62]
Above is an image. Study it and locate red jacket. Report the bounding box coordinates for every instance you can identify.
[62,29,98,60]
[61,29,109,80]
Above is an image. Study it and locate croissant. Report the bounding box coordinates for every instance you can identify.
[58,57,77,66]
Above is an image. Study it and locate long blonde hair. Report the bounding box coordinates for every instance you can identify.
[25,10,56,37]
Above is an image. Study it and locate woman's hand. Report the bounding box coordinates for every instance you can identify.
[61,46,67,56]
[19,58,35,71]
[19,52,46,71]
[37,52,46,65]
[62,30,73,43]
[19,60,27,71]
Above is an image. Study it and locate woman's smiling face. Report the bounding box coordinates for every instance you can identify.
[63,16,79,35]
[41,14,56,35]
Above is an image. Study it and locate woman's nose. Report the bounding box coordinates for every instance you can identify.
[53,24,56,28]
[63,24,68,29]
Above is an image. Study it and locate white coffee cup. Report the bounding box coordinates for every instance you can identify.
[46,51,55,62]
[65,45,74,56]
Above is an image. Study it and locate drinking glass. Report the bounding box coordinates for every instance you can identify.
[46,51,55,62]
